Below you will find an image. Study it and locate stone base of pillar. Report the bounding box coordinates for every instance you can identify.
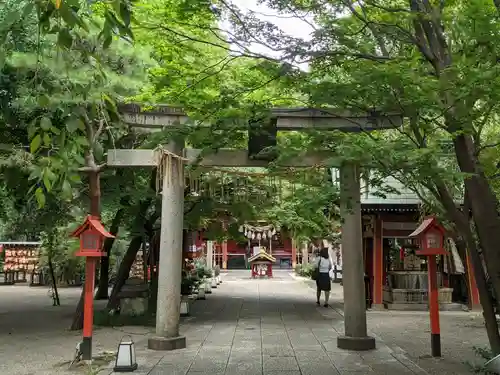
[148,335,186,351]
[337,336,376,351]
[370,304,385,311]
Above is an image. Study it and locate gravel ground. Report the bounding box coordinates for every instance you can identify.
[368,309,487,375]
[0,285,153,375]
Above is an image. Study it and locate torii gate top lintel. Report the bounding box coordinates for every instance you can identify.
[119,103,402,132]
[109,104,402,168]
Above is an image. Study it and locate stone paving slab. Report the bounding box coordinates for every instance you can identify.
[0,273,481,375]
[105,270,432,375]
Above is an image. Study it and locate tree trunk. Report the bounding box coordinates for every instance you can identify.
[95,204,127,300]
[48,255,60,307]
[434,178,500,354]
[105,197,159,310]
[106,236,144,310]
[70,294,84,331]
[103,169,159,311]
[455,233,500,354]
[403,1,500,353]
[469,238,500,354]
[302,242,309,264]
[452,134,500,308]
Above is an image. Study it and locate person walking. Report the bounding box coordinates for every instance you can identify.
[314,247,332,307]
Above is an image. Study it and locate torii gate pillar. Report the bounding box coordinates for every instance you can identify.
[148,142,187,350]
[337,163,376,350]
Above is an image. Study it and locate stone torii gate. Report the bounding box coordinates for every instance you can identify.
[108,105,401,351]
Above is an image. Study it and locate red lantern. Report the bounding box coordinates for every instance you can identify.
[71,215,114,258]
[70,215,114,361]
[409,216,448,358]
[411,217,447,257]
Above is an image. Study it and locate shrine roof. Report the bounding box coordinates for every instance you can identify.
[248,251,276,263]
[71,215,115,238]
[409,216,443,238]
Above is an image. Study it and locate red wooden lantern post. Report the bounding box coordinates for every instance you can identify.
[71,215,114,361]
[409,216,448,358]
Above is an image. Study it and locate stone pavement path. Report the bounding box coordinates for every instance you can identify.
[0,271,481,374]
[111,270,429,375]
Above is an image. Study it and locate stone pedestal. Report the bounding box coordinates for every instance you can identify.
[148,142,186,350]
[148,336,186,351]
[370,304,384,311]
[337,163,375,351]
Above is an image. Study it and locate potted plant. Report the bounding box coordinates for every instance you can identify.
[192,260,212,297]
[181,270,195,296]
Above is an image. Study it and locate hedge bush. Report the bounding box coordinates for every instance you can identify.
[294,263,314,278]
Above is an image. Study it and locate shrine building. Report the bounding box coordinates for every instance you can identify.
[352,173,480,311]
[188,222,296,271]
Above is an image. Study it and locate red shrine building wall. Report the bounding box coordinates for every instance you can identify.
[189,230,295,270]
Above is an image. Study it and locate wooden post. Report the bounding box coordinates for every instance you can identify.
[427,255,441,357]
[82,258,96,360]
[291,239,297,268]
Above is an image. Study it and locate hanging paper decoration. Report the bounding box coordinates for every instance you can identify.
[252,233,256,239]
[268,230,272,237]
[239,225,243,232]
[257,233,261,240]
[263,233,267,240]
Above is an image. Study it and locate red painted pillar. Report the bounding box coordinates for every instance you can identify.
[222,241,228,270]
[427,255,441,357]
[372,216,384,309]
[466,248,481,310]
[82,257,96,361]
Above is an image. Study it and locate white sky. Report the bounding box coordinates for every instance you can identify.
[224,0,315,64]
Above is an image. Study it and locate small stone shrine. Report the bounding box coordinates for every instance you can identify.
[248,248,276,278]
